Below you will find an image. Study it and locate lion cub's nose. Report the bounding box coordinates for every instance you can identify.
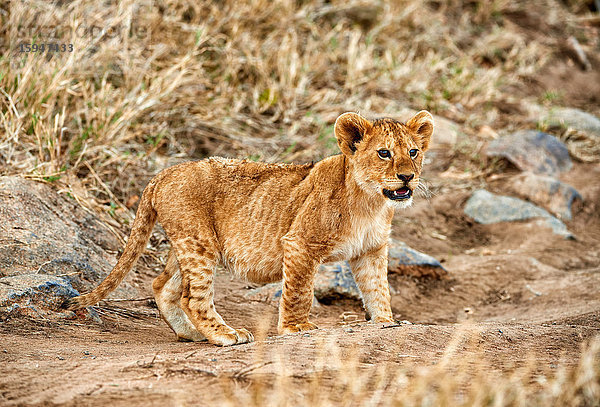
[397,173,414,183]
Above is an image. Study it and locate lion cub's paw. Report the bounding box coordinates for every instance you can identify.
[209,328,254,346]
[279,321,318,335]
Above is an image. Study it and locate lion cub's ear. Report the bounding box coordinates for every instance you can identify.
[334,112,373,156]
[406,110,434,152]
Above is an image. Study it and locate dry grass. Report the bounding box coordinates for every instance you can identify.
[1,0,589,220]
[217,328,600,406]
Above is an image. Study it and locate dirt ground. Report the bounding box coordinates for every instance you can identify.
[1,156,599,406]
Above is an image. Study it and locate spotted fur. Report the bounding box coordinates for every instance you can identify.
[64,111,434,346]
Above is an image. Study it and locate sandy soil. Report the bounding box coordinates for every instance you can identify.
[1,156,599,406]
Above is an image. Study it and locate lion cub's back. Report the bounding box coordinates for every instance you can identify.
[206,157,315,282]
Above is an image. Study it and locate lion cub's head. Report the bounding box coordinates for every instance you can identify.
[334,111,434,208]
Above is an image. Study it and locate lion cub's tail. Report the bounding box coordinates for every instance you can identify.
[63,181,158,310]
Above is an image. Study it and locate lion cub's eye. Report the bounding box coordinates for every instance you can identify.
[377,149,391,159]
[409,148,418,158]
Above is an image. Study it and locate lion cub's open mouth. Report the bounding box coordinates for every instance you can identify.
[382,187,412,200]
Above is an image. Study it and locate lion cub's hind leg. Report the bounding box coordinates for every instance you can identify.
[173,237,254,346]
[152,250,206,342]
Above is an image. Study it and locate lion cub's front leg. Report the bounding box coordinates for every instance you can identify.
[350,245,394,323]
[278,237,320,334]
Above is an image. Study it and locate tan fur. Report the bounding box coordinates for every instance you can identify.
[64,111,434,346]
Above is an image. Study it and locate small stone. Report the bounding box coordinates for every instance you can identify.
[464,189,573,238]
[345,328,354,333]
[0,274,80,318]
[57,355,65,360]
[388,240,447,279]
[431,115,461,148]
[509,172,582,220]
[486,131,572,176]
[478,125,499,140]
[315,262,361,301]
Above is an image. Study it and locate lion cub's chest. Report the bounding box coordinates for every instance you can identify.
[325,209,391,262]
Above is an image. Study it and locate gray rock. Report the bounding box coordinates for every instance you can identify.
[510,172,582,220]
[486,131,572,176]
[0,176,137,315]
[314,241,447,301]
[388,240,447,279]
[540,107,600,139]
[315,262,361,302]
[246,240,447,304]
[0,274,79,318]
[464,189,573,239]
[431,115,461,148]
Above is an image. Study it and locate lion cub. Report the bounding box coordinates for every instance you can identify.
[65,111,433,346]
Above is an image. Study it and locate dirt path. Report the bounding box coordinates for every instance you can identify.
[1,199,599,406]
[1,307,598,406]
[2,151,599,407]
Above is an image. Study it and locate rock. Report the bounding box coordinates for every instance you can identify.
[314,241,446,301]
[0,176,137,315]
[388,240,447,279]
[509,172,582,220]
[247,241,447,304]
[431,116,461,148]
[540,107,600,140]
[0,274,79,318]
[464,189,573,239]
[315,262,361,302]
[486,131,572,176]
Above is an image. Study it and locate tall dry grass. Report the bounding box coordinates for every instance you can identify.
[216,327,600,406]
[1,0,585,223]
